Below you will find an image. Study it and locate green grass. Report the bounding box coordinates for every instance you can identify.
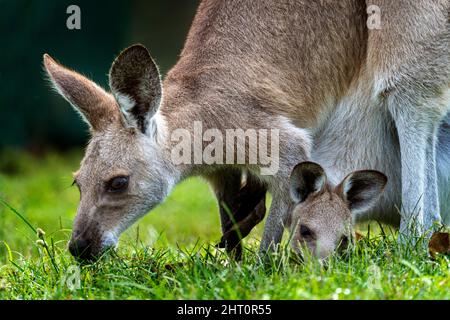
[0,150,449,299]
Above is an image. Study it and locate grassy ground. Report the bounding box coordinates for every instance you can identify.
[0,150,449,300]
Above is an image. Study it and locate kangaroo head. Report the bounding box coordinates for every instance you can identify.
[44,45,174,261]
[289,162,387,259]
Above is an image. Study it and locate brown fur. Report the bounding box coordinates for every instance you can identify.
[44,54,121,131]
[162,0,368,132]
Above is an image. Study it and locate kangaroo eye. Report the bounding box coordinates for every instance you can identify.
[299,225,315,239]
[106,176,129,193]
[72,179,80,191]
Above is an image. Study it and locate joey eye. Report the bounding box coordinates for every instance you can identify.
[106,176,129,193]
[299,225,315,239]
[338,235,350,252]
[339,235,349,247]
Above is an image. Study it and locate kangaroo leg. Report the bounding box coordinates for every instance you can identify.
[389,104,443,238]
[381,54,449,240]
[437,112,450,225]
[216,172,267,253]
[367,0,450,239]
[424,132,441,230]
[206,169,267,259]
[257,117,312,255]
[259,193,292,256]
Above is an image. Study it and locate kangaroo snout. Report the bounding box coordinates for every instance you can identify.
[68,236,93,261]
[69,225,117,261]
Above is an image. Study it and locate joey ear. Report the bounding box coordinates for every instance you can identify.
[337,170,388,215]
[109,44,162,134]
[43,54,119,131]
[289,162,327,203]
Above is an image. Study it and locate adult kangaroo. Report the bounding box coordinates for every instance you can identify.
[43,0,450,261]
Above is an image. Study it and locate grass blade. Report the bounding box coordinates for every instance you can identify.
[0,197,36,234]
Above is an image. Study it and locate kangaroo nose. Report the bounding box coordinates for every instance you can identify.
[68,237,92,261]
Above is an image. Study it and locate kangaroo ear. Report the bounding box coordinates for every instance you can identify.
[289,162,327,203]
[337,170,388,215]
[43,54,119,131]
[109,44,162,134]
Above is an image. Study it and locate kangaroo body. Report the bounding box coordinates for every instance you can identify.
[44,0,450,260]
[165,0,450,240]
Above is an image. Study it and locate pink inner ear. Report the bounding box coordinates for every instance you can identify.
[43,54,121,131]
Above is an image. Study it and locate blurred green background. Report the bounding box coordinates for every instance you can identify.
[0,0,198,151]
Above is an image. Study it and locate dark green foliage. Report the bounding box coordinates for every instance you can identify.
[0,0,197,149]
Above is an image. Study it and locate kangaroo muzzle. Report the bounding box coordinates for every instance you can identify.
[68,223,116,262]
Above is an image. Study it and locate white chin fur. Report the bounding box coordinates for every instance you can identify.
[101,231,119,249]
